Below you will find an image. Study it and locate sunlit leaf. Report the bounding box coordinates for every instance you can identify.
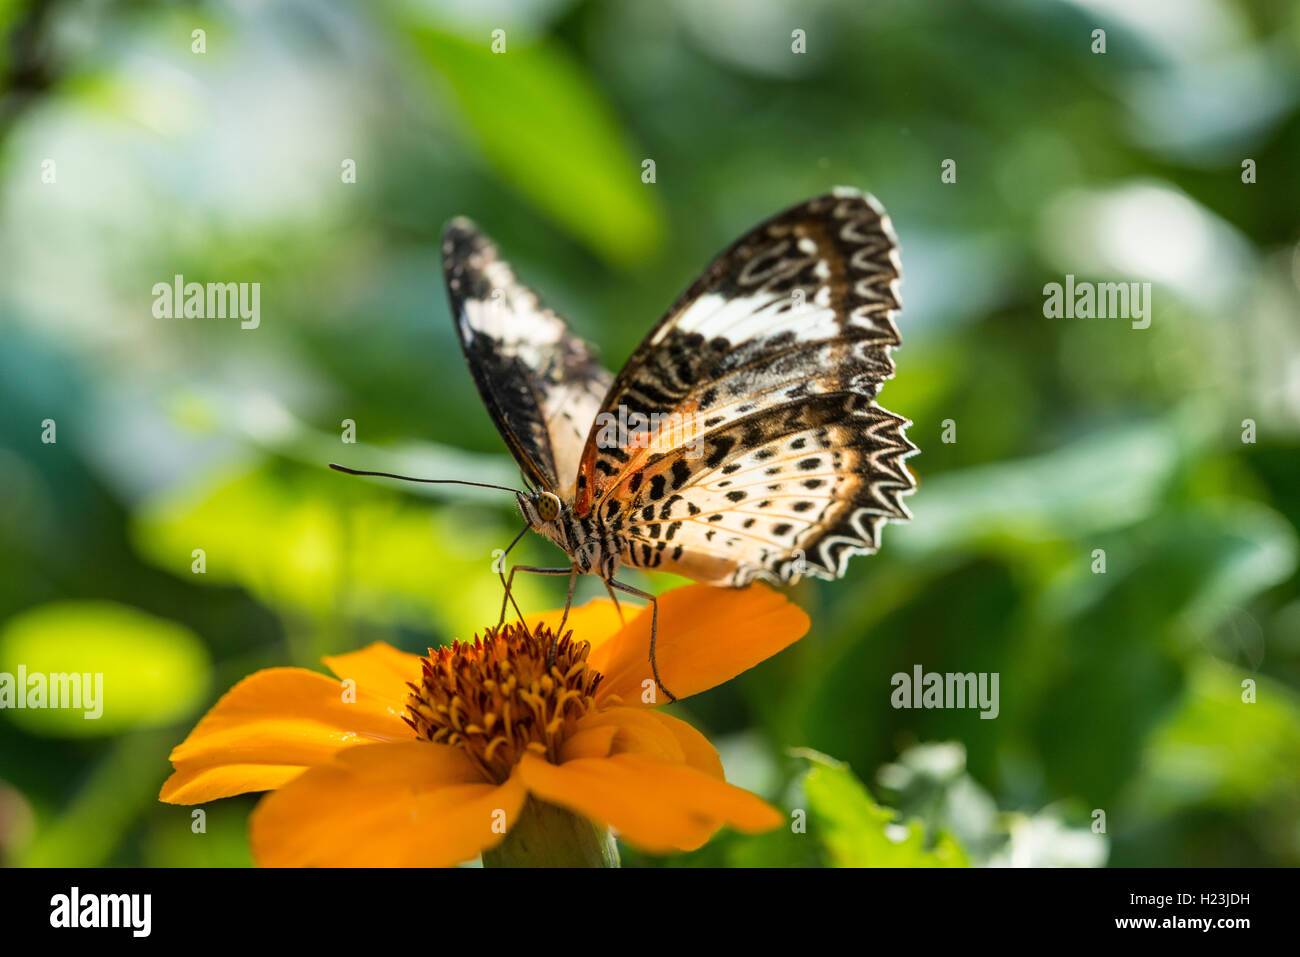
[401,25,662,266]
[0,604,210,737]
[130,462,548,649]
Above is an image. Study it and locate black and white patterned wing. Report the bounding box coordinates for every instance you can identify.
[574,188,916,585]
[442,218,612,495]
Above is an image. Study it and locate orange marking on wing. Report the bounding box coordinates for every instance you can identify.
[595,400,704,511]
[575,444,597,517]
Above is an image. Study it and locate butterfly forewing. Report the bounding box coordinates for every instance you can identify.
[575,188,916,585]
[442,218,612,494]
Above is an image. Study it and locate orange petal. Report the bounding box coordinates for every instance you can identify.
[591,584,809,706]
[159,667,411,804]
[642,711,725,779]
[322,642,422,710]
[558,722,619,762]
[526,597,627,656]
[517,752,781,853]
[564,707,686,764]
[563,707,724,779]
[250,742,526,867]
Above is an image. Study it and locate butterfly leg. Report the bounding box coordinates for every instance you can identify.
[495,524,532,631]
[549,568,579,667]
[606,579,675,703]
[602,579,626,626]
[498,563,575,640]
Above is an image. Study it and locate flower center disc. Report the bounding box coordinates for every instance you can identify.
[404,623,603,782]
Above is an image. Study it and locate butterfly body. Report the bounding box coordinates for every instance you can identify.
[517,491,622,580]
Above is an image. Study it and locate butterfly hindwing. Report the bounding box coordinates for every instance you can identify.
[442,218,612,494]
[576,188,916,585]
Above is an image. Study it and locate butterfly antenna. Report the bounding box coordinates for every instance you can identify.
[328,463,524,495]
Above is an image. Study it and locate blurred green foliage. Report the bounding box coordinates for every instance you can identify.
[801,750,969,868]
[1,0,1299,867]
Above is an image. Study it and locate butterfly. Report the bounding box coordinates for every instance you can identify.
[335,188,916,700]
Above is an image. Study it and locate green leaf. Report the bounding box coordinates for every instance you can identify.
[0,603,210,737]
[895,416,1204,555]
[1136,658,1300,813]
[129,462,549,653]
[1172,502,1299,637]
[1025,502,1296,804]
[402,25,662,266]
[799,750,968,867]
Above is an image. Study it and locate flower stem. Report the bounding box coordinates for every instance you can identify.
[482,797,620,868]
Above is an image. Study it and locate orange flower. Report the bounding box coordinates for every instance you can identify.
[159,584,809,866]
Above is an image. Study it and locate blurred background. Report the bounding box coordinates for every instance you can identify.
[1,0,1298,867]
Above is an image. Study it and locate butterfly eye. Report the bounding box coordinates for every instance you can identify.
[536,492,560,523]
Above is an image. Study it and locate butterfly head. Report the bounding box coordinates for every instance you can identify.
[518,489,564,531]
